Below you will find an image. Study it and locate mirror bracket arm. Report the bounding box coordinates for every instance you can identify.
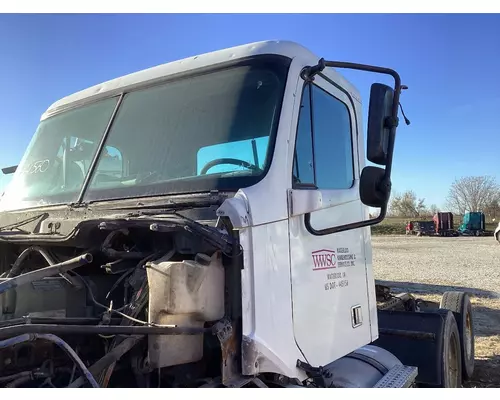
[384,116,399,128]
[299,58,405,236]
[378,174,392,192]
[301,58,326,82]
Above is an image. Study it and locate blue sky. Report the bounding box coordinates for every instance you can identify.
[0,14,498,208]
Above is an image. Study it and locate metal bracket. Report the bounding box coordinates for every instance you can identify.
[300,58,326,81]
[223,376,268,388]
[296,359,331,379]
[214,319,240,386]
[214,319,233,342]
[384,116,399,128]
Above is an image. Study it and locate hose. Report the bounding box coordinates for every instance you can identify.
[0,317,121,328]
[70,270,155,325]
[0,333,99,388]
[2,246,58,315]
[0,371,35,383]
[5,372,49,388]
[0,324,210,339]
[7,246,56,278]
[6,376,35,388]
[68,335,144,388]
[70,251,173,327]
[101,230,148,260]
[100,278,152,387]
[105,250,165,300]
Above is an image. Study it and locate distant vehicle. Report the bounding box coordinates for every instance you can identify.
[458,212,486,236]
[412,220,436,236]
[433,212,456,236]
[495,222,500,244]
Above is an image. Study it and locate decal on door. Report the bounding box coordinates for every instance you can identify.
[311,249,337,271]
[324,270,349,291]
[311,247,356,271]
[336,247,357,268]
[311,247,356,291]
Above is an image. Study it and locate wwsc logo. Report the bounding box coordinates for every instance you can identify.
[311,249,336,271]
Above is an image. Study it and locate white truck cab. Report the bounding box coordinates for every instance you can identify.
[0,41,473,389]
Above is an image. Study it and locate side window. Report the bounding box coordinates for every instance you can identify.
[293,83,354,190]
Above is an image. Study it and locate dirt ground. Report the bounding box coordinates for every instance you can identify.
[372,236,500,388]
[415,293,500,388]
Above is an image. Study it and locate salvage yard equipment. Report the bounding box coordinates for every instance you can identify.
[0,40,474,388]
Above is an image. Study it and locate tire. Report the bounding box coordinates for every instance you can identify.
[440,292,475,382]
[439,310,462,387]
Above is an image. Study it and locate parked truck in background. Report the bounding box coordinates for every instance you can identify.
[0,41,475,388]
[433,212,456,236]
[410,220,436,236]
[458,212,486,236]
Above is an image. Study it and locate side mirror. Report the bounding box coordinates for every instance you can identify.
[298,59,405,235]
[360,166,390,208]
[367,83,395,166]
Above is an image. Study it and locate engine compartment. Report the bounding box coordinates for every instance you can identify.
[0,216,234,388]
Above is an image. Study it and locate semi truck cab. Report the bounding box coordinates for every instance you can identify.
[0,41,473,388]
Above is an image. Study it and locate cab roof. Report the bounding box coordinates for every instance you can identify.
[43,40,360,119]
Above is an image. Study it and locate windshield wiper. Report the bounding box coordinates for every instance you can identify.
[99,195,225,213]
[100,202,234,255]
[151,211,235,255]
[0,213,48,234]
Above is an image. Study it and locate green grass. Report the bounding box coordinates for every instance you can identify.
[371,217,407,235]
[371,216,497,236]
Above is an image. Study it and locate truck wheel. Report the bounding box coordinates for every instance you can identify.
[440,292,474,382]
[440,310,462,387]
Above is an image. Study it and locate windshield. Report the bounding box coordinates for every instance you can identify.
[0,57,289,211]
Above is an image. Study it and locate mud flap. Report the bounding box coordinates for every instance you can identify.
[372,309,449,387]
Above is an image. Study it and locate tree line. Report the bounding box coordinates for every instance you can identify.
[389,176,500,220]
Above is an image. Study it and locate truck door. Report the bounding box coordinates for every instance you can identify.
[288,76,373,367]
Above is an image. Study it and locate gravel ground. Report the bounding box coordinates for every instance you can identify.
[372,235,500,387]
[372,235,500,297]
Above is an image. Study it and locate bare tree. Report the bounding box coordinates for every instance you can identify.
[484,197,500,221]
[390,190,427,218]
[446,176,499,215]
[429,204,439,215]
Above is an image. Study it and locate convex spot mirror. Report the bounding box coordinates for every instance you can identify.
[367,83,395,166]
[360,166,389,208]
